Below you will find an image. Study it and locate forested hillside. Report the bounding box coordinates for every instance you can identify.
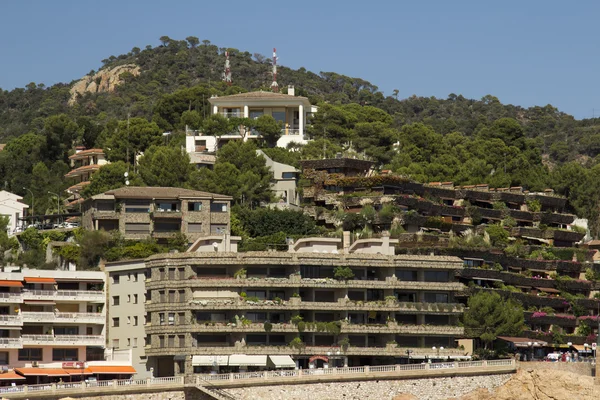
[1,36,600,232]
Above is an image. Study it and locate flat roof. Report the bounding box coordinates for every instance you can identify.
[101,186,232,201]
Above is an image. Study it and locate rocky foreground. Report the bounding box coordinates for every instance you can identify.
[223,368,600,400]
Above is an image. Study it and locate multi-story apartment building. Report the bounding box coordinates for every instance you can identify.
[142,237,468,377]
[105,259,151,378]
[0,268,106,369]
[64,147,109,208]
[0,190,29,235]
[81,187,232,243]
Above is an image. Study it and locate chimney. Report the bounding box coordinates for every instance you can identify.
[287,85,295,96]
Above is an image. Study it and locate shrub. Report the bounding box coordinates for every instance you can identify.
[334,266,355,281]
[264,321,273,333]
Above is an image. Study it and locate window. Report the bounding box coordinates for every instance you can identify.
[168,313,175,325]
[424,271,450,282]
[169,268,176,280]
[127,295,131,303]
[210,203,228,213]
[112,317,120,327]
[54,326,79,335]
[282,172,296,179]
[159,269,165,280]
[112,339,119,348]
[127,316,131,325]
[188,223,203,233]
[168,335,175,347]
[133,316,138,326]
[132,273,138,282]
[169,290,176,302]
[178,268,185,280]
[154,220,180,232]
[18,348,42,361]
[133,294,138,304]
[423,292,449,303]
[133,338,138,347]
[124,200,150,213]
[53,348,78,361]
[159,313,165,325]
[188,202,202,211]
[210,224,228,234]
[159,290,165,303]
[156,202,179,212]
[112,296,120,306]
[159,336,165,348]
[0,352,8,364]
[179,290,185,303]
[127,338,131,347]
[125,223,150,234]
[396,270,417,281]
[112,275,120,284]
[178,335,185,347]
[179,313,186,325]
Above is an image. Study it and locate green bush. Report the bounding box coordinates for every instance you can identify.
[334,266,355,281]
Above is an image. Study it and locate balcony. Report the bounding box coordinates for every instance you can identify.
[0,338,23,349]
[0,292,22,303]
[22,290,105,302]
[0,314,23,326]
[152,211,182,219]
[92,210,119,219]
[22,312,104,324]
[22,334,104,346]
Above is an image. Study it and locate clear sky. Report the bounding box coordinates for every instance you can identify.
[1,0,599,119]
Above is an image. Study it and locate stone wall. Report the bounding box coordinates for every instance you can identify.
[222,374,512,400]
[518,361,594,376]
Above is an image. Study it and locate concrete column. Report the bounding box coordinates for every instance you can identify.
[298,105,304,136]
[244,105,249,118]
[213,105,218,115]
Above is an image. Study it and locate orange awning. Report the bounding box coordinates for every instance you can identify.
[88,366,136,374]
[0,280,23,287]
[65,368,93,375]
[0,371,26,380]
[24,277,56,284]
[15,368,70,376]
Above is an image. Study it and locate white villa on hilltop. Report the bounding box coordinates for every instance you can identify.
[185,87,318,157]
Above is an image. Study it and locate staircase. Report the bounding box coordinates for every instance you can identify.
[196,381,236,400]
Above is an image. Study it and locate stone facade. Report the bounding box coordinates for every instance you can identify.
[143,252,469,376]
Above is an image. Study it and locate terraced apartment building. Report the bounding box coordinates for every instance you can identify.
[142,237,469,377]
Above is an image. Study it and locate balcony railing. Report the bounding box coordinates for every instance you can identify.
[0,338,23,348]
[0,314,23,325]
[21,312,104,324]
[0,292,23,303]
[22,290,105,302]
[22,334,104,346]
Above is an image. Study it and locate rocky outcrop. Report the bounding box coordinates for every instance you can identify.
[69,64,140,105]
[457,368,600,400]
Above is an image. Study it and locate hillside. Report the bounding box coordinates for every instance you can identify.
[1,36,600,232]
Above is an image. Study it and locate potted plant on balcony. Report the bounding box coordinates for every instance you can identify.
[289,337,305,354]
[338,337,350,352]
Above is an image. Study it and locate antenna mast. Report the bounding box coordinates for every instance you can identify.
[271,47,279,92]
[223,51,232,86]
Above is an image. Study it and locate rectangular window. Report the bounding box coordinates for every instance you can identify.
[210,224,228,234]
[159,313,165,325]
[156,202,180,212]
[169,290,176,302]
[125,223,150,234]
[179,289,185,302]
[159,290,166,303]
[396,270,418,281]
[112,275,120,284]
[112,317,120,327]
[18,348,42,361]
[282,172,296,179]
[127,294,131,303]
[159,268,165,280]
[424,270,450,282]
[188,202,203,211]
[0,352,8,364]
[178,268,185,280]
[188,223,203,233]
[52,348,78,361]
[133,316,138,326]
[133,294,138,304]
[169,268,176,280]
[54,326,79,335]
[127,338,131,347]
[179,313,186,325]
[127,316,131,325]
[168,313,175,325]
[112,296,120,306]
[423,292,449,303]
[133,337,138,347]
[154,220,181,232]
[124,200,150,213]
[168,335,175,347]
[178,335,185,347]
[210,203,228,213]
[159,336,165,348]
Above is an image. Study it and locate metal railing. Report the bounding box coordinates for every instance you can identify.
[21,312,104,322]
[0,314,22,324]
[21,334,104,345]
[22,289,104,300]
[0,292,22,302]
[0,338,23,348]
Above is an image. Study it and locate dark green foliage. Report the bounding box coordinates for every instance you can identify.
[463,291,524,349]
[234,207,318,238]
[138,145,194,187]
[333,266,355,281]
[81,161,143,198]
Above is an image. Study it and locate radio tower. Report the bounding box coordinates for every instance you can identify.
[223,51,232,85]
[271,47,279,92]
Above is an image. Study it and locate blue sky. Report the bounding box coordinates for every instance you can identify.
[1,0,599,119]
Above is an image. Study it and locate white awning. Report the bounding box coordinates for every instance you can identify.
[228,355,267,367]
[192,355,229,366]
[268,355,295,368]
